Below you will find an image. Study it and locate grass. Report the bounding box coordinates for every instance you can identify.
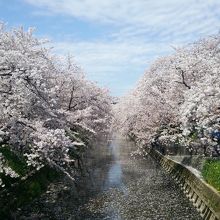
[202,159,220,192]
[0,145,61,219]
[0,145,29,188]
[0,146,28,176]
[0,166,61,219]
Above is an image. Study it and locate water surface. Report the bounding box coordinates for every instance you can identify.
[18,135,202,219]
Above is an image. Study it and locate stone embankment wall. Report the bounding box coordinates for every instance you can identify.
[149,148,220,220]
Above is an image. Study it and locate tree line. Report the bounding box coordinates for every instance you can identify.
[114,35,220,157]
[0,23,113,187]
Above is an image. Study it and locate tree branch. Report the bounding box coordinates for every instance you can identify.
[175,67,191,89]
[0,90,12,95]
[68,86,75,111]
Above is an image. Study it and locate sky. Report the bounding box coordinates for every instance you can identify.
[1,0,220,96]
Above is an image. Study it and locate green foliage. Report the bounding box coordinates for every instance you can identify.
[189,131,198,141]
[14,166,60,206]
[0,146,60,219]
[0,166,60,219]
[0,146,28,176]
[202,159,220,191]
[0,145,30,188]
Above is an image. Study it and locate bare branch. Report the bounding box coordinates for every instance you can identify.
[67,86,75,111]
[0,90,12,95]
[175,67,191,89]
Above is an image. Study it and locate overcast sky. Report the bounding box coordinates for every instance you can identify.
[1,0,220,96]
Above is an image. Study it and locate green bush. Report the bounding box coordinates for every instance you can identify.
[0,144,61,219]
[0,146,29,188]
[0,146,28,176]
[0,166,60,219]
[202,159,220,191]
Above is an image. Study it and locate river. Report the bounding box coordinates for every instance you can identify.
[17,135,202,219]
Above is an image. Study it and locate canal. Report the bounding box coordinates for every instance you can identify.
[17,135,202,219]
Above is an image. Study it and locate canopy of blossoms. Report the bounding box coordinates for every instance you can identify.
[0,23,113,187]
[114,35,220,157]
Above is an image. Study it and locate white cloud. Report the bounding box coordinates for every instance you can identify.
[53,40,166,96]
[24,0,220,95]
[24,0,220,37]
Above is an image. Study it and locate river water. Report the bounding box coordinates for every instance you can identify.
[17,135,202,219]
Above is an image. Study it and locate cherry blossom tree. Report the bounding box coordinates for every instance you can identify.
[115,35,220,157]
[0,23,112,187]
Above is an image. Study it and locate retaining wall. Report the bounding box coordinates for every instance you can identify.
[149,148,220,220]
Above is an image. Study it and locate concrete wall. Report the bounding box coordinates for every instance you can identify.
[149,148,220,220]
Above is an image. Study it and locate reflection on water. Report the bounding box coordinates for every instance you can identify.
[17,134,202,219]
[106,162,122,188]
[104,137,122,189]
[77,134,201,220]
[109,138,121,159]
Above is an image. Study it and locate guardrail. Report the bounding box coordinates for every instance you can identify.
[149,148,220,220]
